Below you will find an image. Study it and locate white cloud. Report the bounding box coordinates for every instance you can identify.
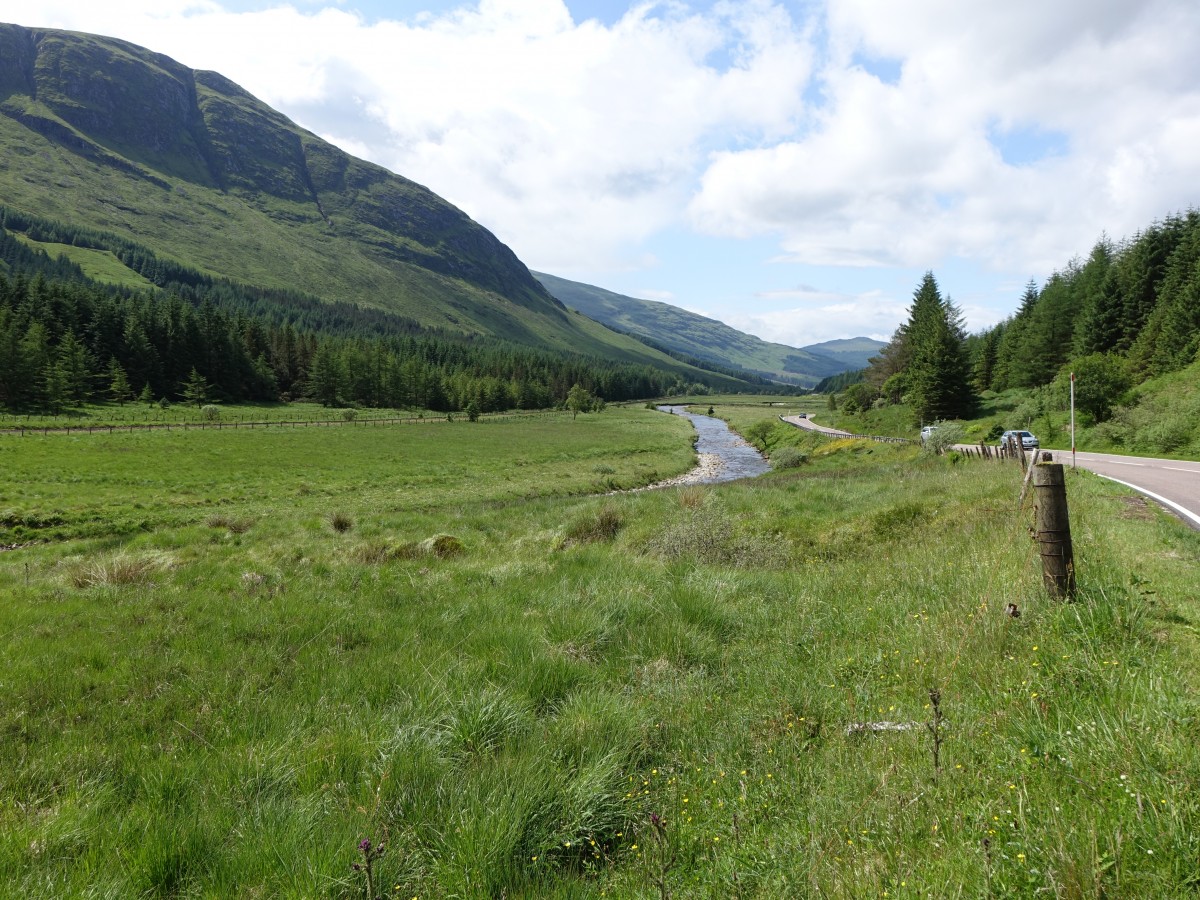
[689,0,1200,277]
[726,291,907,347]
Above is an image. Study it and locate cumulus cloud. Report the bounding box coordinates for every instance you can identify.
[689,0,1200,277]
[726,291,907,346]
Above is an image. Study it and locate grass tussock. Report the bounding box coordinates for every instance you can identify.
[205,513,254,534]
[562,504,624,547]
[418,533,464,559]
[328,511,354,533]
[648,493,789,568]
[67,552,170,588]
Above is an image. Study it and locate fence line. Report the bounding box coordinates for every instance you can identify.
[0,409,566,438]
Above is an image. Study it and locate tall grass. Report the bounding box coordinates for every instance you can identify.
[2,411,1199,897]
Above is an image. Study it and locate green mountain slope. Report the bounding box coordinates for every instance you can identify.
[0,23,734,379]
[534,271,882,386]
[800,337,884,372]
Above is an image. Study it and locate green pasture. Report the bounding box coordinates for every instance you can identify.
[2,407,1199,897]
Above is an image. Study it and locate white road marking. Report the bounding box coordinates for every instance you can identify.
[1095,475,1200,530]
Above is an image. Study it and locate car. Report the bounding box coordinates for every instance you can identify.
[920,425,937,443]
[1000,430,1039,450]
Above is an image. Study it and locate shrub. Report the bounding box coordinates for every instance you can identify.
[200,404,220,422]
[770,447,808,469]
[341,408,357,422]
[920,421,964,455]
[743,419,775,450]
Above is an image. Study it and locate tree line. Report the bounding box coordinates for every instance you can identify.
[835,208,1200,427]
[967,209,1200,420]
[0,264,719,415]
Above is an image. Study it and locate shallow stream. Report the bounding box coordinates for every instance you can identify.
[657,405,770,484]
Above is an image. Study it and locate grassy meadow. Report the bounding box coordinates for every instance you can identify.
[3,404,1200,897]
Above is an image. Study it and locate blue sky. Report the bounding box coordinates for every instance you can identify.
[7,0,1200,347]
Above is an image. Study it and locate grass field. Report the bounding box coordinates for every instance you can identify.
[3,404,1199,897]
[11,234,155,289]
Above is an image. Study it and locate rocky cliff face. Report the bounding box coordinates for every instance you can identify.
[0,23,564,329]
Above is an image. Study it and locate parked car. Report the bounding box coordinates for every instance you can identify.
[1000,430,1039,450]
[920,425,937,443]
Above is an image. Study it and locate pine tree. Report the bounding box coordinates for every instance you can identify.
[108,360,134,405]
[307,343,343,407]
[180,367,210,407]
[899,273,976,424]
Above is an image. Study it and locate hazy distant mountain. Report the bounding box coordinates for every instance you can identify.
[534,272,883,386]
[798,337,884,372]
[0,23,742,377]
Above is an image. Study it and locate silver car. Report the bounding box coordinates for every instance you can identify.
[1001,430,1039,450]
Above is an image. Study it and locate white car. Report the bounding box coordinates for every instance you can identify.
[920,425,937,443]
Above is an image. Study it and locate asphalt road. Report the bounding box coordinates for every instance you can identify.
[1064,450,1200,529]
[779,415,1200,530]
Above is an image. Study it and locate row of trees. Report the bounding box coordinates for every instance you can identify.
[0,268,711,415]
[840,209,1200,428]
[970,210,1200,405]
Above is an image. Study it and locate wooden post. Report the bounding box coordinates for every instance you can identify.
[1032,459,1075,598]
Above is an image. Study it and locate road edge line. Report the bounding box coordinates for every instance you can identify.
[1094,474,1200,530]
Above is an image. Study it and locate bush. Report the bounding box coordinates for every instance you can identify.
[341,408,357,422]
[769,447,809,469]
[743,419,775,450]
[200,404,220,422]
[920,421,964,455]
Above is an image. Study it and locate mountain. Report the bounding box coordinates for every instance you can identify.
[799,337,884,372]
[0,23,742,380]
[534,271,883,386]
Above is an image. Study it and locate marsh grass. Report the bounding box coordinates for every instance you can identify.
[2,410,1199,897]
[205,513,254,534]
[563,504,624,547]
[329,511,355,533]
[66,551,169,588]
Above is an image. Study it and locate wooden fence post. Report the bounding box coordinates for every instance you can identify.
[1032,457,1075,598]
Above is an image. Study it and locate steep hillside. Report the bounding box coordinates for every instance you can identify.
[535,271,881,385]
[0,23,729,377]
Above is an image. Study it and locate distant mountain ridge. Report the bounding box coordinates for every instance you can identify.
[534,272,882,386]
[0,22,747,382]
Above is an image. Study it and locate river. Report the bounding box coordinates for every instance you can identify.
[657,405,770,484]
